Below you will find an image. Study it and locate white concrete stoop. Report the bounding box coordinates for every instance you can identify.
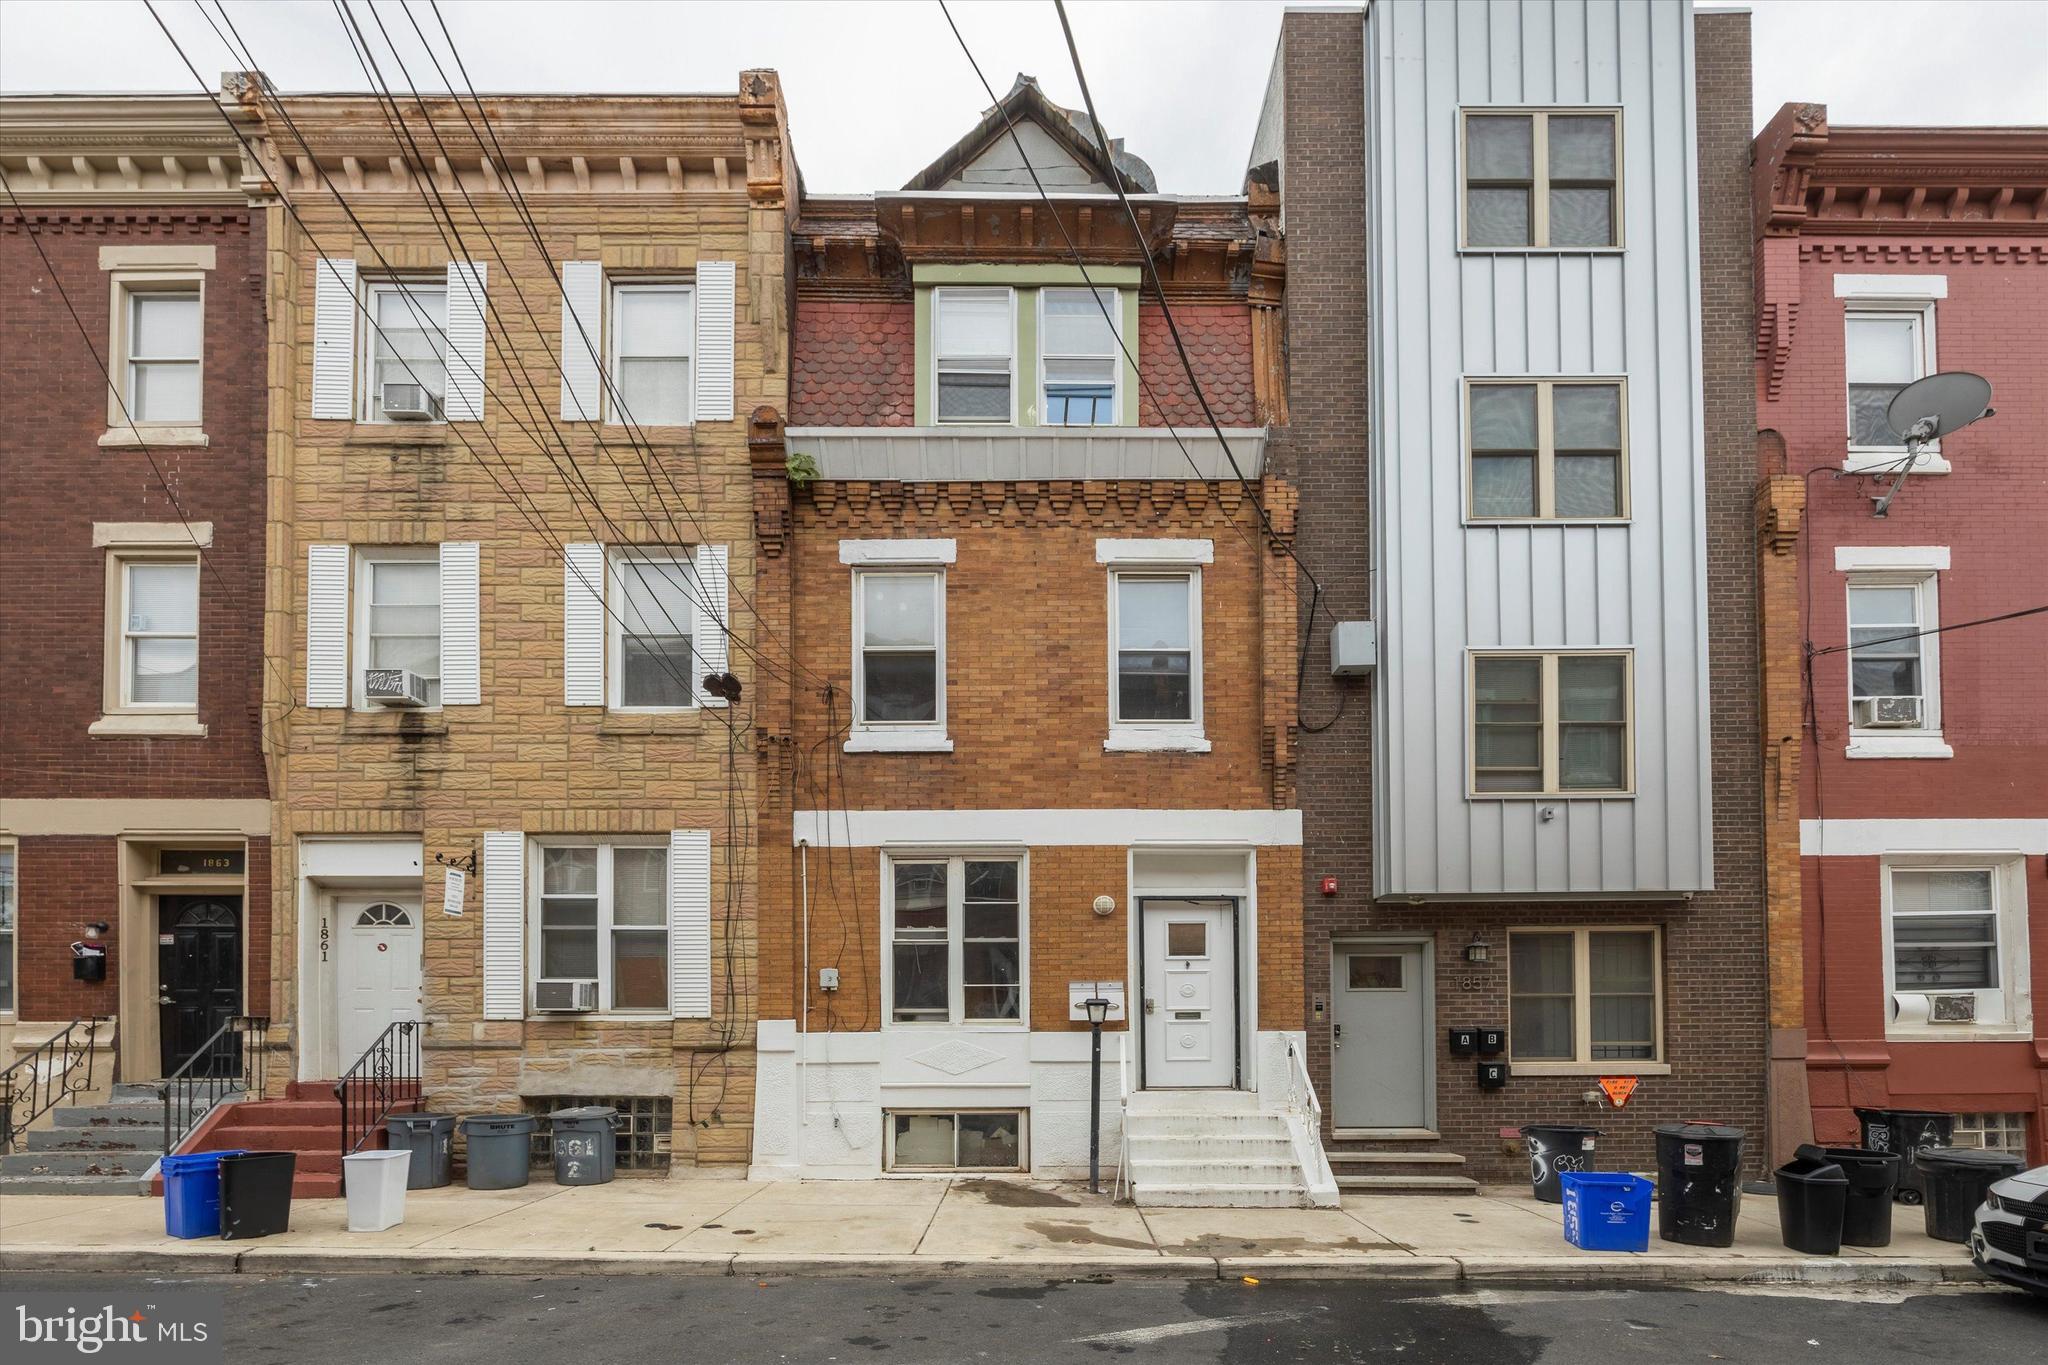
[1123,1090,1339,1209]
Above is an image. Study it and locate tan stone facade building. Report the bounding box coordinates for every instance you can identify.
[250,75,793,1170]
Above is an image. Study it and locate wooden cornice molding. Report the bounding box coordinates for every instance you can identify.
[0,93,258,205]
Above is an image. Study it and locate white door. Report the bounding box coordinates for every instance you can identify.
[1141,900,1237,1089]
[336,897,423,1070]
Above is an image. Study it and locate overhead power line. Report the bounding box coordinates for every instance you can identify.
[1807,603,2048,659]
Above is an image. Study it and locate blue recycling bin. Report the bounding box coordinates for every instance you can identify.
[1561,1171,1653,1253]
[161,1149,246,1239]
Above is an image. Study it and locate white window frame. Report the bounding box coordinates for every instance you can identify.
[883,1109,1029,1173]
[359,278,448,423]
[849,568,949,752]
[1099,540,1212,753]
[527,838,671,1017]
[1458,107,1625,253]
[1505,926,1668,1076]
[604,280,696,427]
[1841,560,1948,759]
[1036,286,1123,427]
[352,545,442,711]
[0,840,16,1019]
[606,547,699,713]
[103,264,210,445]
[880,852,1028,1030]
[1841,294,1943,473]
[931,285,1017,425]
[1880,855,2032,1041]
[111,551,201,715]
[1463,377,1631,523]
[1468,650,1635,798]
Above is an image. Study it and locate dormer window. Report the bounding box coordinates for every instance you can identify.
[1040,288,1121,425]
[932,287,1015,423]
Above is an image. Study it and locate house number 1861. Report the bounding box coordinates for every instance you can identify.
[319,917,330,963]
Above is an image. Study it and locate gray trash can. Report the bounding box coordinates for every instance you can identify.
[385,1112,456,1190]
[547,1105,619,1186]
[460,1114,538,1191]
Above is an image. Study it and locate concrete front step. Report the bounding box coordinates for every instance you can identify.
[1327,1149,1468,1166]
[54,1104,208,1130]
[1128,1157,1302,1186]
[196,1123,336,1150]
[0,1173,150,1196]
[1123,1134,1298,1162]
[1337,1174,1481,1194]
[1133,1182,1309,1208]
[1125,1114,1293,1138]
[23,1128,161,1153]
[2,1150,162,1178]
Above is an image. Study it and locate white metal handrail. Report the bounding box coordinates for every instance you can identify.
[1113,1031,1131,1202]
[1285,1038,1321,1128]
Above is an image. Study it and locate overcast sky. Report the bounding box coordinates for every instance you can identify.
[2,1,2044,193]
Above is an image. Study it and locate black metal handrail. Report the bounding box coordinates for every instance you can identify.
[0,1017,106,1152]
[335,1020,422,1174]
[157,1015,269,1157]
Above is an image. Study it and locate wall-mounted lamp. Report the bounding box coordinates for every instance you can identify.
[1463,933,1492,965]
[1091,895,1116,918]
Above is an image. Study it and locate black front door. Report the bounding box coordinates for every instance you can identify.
[158,896,242,1077]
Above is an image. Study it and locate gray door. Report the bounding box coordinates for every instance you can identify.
[1330,943,1429,1129]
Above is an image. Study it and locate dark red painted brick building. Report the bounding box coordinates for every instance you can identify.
[1,96,272,1084]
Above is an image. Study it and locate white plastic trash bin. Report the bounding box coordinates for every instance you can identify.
[344,1149,413,1232]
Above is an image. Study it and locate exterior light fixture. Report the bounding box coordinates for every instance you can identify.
[1082,996,1112,1026]
[1083,997,1112,1193]
[1464,933,1492,965]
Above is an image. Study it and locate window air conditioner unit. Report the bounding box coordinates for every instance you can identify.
[534,979,599,1013]
[381,381,441,421]
[1853,695,1922,729]
[363,668,430,708]
[1928,993,1978,1024]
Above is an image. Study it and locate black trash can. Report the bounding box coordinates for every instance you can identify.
[1775,1150,1849,1255]
[1817,1146,1902,1247]
[1917,1146,2025,1244]
[1654,1122,1746,1247]
[1519,1124,1601,1204]
[385,1112,457,1190]
[218,1150,296,1240]
[1854,1107,1953,1204]
[548,1105,619,1186]
[461,1114,539,1191]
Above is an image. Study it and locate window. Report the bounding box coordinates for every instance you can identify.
[1509,928,1662,1067]
[1462,109,1620,249]
[362,280,447,421]
[887,857,1024,1025]
[1468,380,1627,520]
[933,287,1014,422]
[1847,580,1934,726]
[534,843,668,1013]
[608,283,694,426]
[1890,868,1998,991]
[885,1110,1026,1171]
[1040,287,1120,425]
[1347,955,1403,991]
[855,570,943,729]
[356,549,441,707]
[125,289,201,424]
[1112,572,1199,726]
[1882,859,2032,1037]
[608,550,696,710]
[1846,309,1930,452]
[1471,652,1631,795]
[525,1095,672,1171]
[118,557,199,710]
[0,844,15,1015]
[1953,1113,2029,1156]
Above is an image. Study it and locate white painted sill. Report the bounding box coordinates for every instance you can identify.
[845,729,954,754]
[1846,733,1953,759]
[89,713,207,738]
[100,426,208,448]
[1510,1061,1672,1078]
[1105,727,1211,754]
[1844,448,1950,475]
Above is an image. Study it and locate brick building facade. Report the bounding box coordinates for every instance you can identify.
[1753,106,2048,1163]
[1,97,272,1085]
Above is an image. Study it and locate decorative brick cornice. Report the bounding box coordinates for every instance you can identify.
[1799,241,2048,265]
[799,477,1266,532]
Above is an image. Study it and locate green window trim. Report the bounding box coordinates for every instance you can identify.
[914,267,1140,427]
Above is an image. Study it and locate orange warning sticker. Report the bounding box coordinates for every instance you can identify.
[1600,1076,1639,1108]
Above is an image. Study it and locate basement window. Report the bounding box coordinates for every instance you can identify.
[521,1095,672,1171]
[884,1110,1026,1172]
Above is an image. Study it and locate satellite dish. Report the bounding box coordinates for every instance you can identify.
[1872,371,1994,517]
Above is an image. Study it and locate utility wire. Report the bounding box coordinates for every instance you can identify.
[1806,603,2048,658]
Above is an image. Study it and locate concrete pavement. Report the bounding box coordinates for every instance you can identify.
[0,1177,1986,1285]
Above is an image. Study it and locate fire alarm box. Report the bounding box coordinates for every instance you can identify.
[1476,1060,1507,1090]
[1478,1027,1506,1056]
[1319,875,1339,896]
[1447,1027,1478,1056]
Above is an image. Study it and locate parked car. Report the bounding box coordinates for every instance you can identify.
[1971,1163,2048,1297]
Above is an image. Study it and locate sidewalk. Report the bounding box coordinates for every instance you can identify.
[0,1178,1984,1285]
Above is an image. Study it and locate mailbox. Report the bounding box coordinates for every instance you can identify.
[1478,1027,1506,1056]
[1476,1060,1507,1090]
[1447,1027,1478,1056]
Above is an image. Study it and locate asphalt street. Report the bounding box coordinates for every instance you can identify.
[7,1273,2044,1364]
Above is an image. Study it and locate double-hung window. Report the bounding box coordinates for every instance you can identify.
[119,557,200,709]
[124,289,202,424]
[1509,928,1663,1069]
[1040,287,1120,425]
[609,283,694,426]
[1112,572,1199,724]
[1845,309,1930,455]
[1462,109,1620,249]
[356,548,441,707]
[1472,652,1631,795]
[1847,580,1935,733]
[888,856,1024,1025]
[609,550,696,710]
[933,287,1014,422]
[0,844,15,1015]
[856,571,943,728]
[535,843,668,1013]
[1890,868,1998,993]
[1882,860,2031,1036]
[362,280,447,421]
[1468,380,1627,520]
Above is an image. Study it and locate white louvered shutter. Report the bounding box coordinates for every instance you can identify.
[443,261,487,421]
[481,831,526,1020]
[562,542,606,706]
[560,261,604,421]
[692,543,729,707]
[311,258,357,419]
[693,259,735,422]
[305,544,350,707]
[438,541,480,705]
[669,829,712,1019]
